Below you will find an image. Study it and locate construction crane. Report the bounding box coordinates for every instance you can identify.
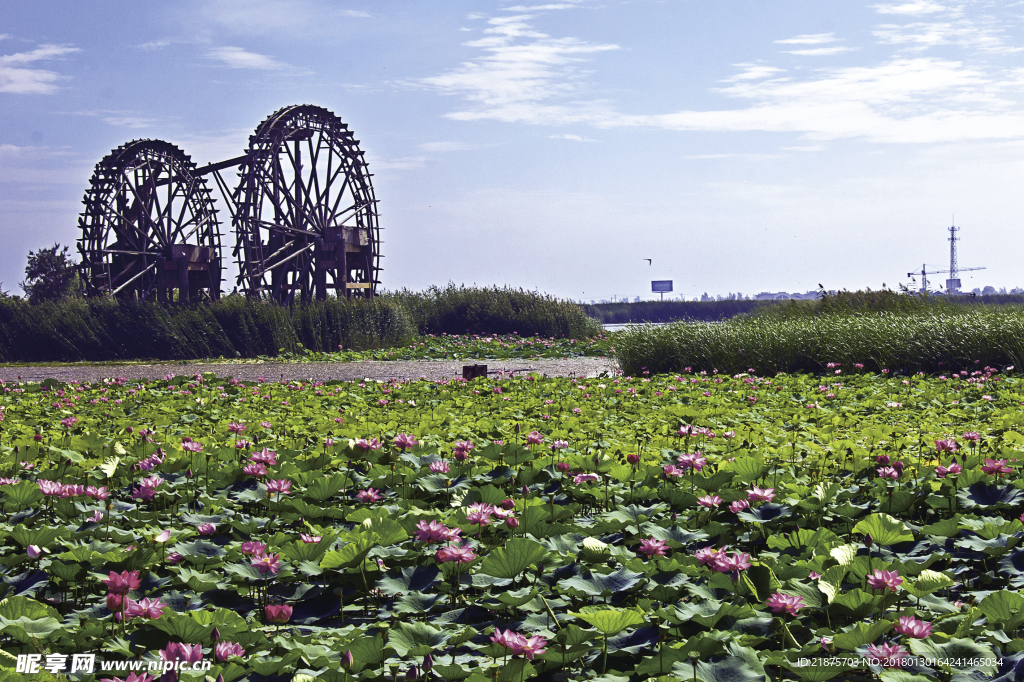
[907,264,985,293]
[908,223,985,294]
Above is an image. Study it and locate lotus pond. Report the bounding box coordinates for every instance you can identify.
[0,364,1023,681]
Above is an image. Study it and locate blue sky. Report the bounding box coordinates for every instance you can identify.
[2,0,1023,301]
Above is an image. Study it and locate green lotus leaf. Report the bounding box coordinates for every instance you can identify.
[832,620,893,651]
[571,607,646,636]
[903,569,954,598]
[478,538,549,579]
[907,637,997,675]
[852,513,914,546]
[559,566,646,597]
[978,590,1024,629]
[389,620,451,656]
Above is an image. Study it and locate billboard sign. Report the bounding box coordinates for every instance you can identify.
[651,280,673,293]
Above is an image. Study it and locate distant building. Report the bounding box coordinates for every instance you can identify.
[754,291,818,301]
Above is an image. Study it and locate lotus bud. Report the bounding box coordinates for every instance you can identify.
[522,485,529,497]
[556,462,570,472]
[627,454,640,465]
[892,460,905,473]
[211,627,221,642]
[422,653,434,672]
[26,545,41,559]
[217,676,225,682]
[406,664,419,680]
[34,434,43,442]
[506,517,519,529]
[864,533,873,548]
[340,650,354,670]
[876,454,890,465]
[501,499,515,510]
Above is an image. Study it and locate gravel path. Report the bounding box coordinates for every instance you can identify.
[0,357,618,384]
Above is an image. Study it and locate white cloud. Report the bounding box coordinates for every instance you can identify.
[684,153,782,160]
[726,64,787,81]
[775,33,838,45]
[102,115,158,129]
[504,4,581,10]
[874,21,1020,53]
[549,133,596,141]
[874,1,947,15]
[372,156,427,171]
[138,39,173,50]
[206,47,286,70]
[783,46,857,56]
[199,0,368,34]
[0,44,80,94]
[419,141,476,152]
[422,14,619,124]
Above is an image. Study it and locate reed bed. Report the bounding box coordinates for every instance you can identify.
[615,307,1024,376]
[0,286,596,363]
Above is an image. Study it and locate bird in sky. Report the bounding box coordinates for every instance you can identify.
[644,259,652,265]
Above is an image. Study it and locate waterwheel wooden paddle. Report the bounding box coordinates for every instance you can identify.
[77,139,222,301]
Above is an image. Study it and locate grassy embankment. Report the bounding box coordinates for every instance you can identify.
[0,285,600,363]
[615,290,1024,376]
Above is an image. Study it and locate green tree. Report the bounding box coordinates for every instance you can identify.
[21,243,78,303]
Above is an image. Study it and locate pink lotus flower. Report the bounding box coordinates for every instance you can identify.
[729,500,750,513]
[265,604,292,624]
[429,460,450,474]
[196,523,216,536]
[252,553,281,575]
[936,462,962,478]
[249,447,278,465]
[26,545,41,559]
[38,480,63,496]
[86,486,110,500]
[694,547,723,566]
[510,634,548,660]
[414,520,450,543]
[243,463,268,477]
[215,641,245,662]
[982,459,1013,476]
[935,439,959,453]
[180,439,203,453]
[453,440,475,458]
[713,551,752,576]
[125,597,165,620]
[356,488,383,503]
[747,486,775,503]
[556,461,571,472]
[676,452,707,472]
[393,433,418,451]
[266,479,292,496]
[166,552,184,565]
[698,494,722,508]
[551,439,569,450]
[866,569,902,592]
[765,592,806,616]
[300,533,321,544]
[436,544,478,563]
[103,570,141,595]
[160,642,202,665]
[962,431,981,442]
[241,541,266,556]
[573,472,599,484]
[877,467,900,480]
[155,530,171,543]
[354,438,381,451]
[894,616,932,638]
[638,538,668,558]
[662,465,685,478]
[228,422,247,434]
[526,431,544,445]
[865,642,907,668]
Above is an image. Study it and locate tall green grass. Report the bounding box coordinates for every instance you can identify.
[616,307,1024,376]
[584,299,766,323]
[384,284,600,338]
[0,286,597,362]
